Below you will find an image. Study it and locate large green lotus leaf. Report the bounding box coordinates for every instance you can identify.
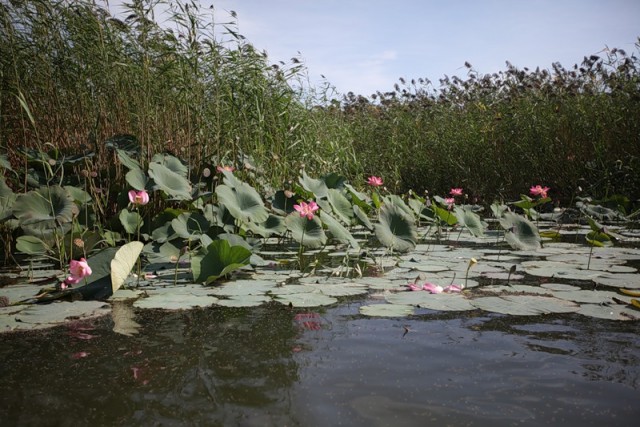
[119,209,143,234]
[133,285,219,310]
[386,292,476,311]
[148,162,192,200]
[431,203,458,226]
[125,168,148,191]
[319,211,360,250]
[13,301,111,330]
[13,185,74,228]
[171,212,210,239]
[321,172,347,189]
[299,171,328,199]
[581,204,625,221]
[274,291,337,307]
[244,214,287,238]
[353,205,373,230]
[374,204,417,253]
[143,241,182,264]
[0,177,16,221]
[551,289,630,304]
[116,148,141,170]
[216,183,268,224]
[191,239,252,284]
[360,304,415,317]
[454,206,485,237]
[285,213,327,249]
[470,295,579,315]
[15,235,49,255]
[215,294,272,307]
[151,153,189,177]
[344,183,371,211]
[270,284,316,295]
[577,303,639,320]
[500,212,541,250]
[111,241,144,293]
[327,188,353,224]
[63,186,92,205]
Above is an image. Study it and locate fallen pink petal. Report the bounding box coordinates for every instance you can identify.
[423,283,444,294]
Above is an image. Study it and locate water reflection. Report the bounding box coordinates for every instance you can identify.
[1,303,639,426]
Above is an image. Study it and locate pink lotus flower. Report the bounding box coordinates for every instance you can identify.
[69,258,92,279]
[216,165,235,173]
[367,176,383,187]
[408,283,422,291]
[128,190,149,206]
[444,197,455,210]
[423,283,444,293]
[450,188,463,197]
[294,200,319,220]
[444,284,463,293]
[529,185,550,198]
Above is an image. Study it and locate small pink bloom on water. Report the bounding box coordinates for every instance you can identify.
[128,189,150,206]
[529,185,550,198]
[444,284,463,293]
[423,283,444,294]
[408,283,422,291]
[69,258,92,279]
[367,176,383,187]
[216,165,235,173]
[450,188,463,197]
[444,197,455,210]
[293,200,319,220]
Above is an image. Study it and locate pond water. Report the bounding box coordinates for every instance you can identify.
[1,300,638,426]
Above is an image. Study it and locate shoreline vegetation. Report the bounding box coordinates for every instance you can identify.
[0,0,639,270]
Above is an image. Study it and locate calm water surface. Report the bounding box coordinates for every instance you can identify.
[1,300,638,426]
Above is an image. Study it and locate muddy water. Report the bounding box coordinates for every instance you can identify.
[1,301,638,426]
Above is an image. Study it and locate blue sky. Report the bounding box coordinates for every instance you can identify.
[114,1,640,97]
[210,0,639,96]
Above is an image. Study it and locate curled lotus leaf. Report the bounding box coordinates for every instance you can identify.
[216,182,269,224]
[285,213,327,249]
[299,171,329,199]
[13,185,74,228]
[319,211,359,250]
[374,204,417,253]
[500,212,541,251]
[148,162,192,200]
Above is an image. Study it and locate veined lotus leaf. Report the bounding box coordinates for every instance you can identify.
[375,204,417,253]
[151,221,177,243]
[119,210,143,234]
[299,171,328,199]
[500,212,541,250]
[344,183,371,210]
[386,292,476,311]
[327,188,353,224]
[353,205,373,230]
[454,206,485,237]
[151,153,188,177]
[171,212,210,239]
[285,213,327,249]
[0,177,16,221]
[143,241,183,264]
[470,295,579,315]
[244,214,286,238]
[319,211,360,250]
[220,168,243,189]
[15,235,49,255]
[216,182,269,224]
[13,185,74,228]
[125,168,149,191]
[490,202,508,219]
[360,303,415,317]
[148,162,192,200]
[191,239,252,284]
[383,195,415,219]
[111,241,144,293]
[273,291,337,307]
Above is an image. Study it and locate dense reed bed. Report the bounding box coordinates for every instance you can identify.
[1,0,639,209]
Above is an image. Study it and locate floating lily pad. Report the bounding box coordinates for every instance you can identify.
[210,279,277,296]
[11,301,110,330]
[273,292,337,307]
[133,285,219,310]
[592,273,640,289]
[470,295,579,315]
[305,283,369,297]
[359,303,415,317]
[577,303,639,320]
[386,292,476,311]
[215,294,272,307]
